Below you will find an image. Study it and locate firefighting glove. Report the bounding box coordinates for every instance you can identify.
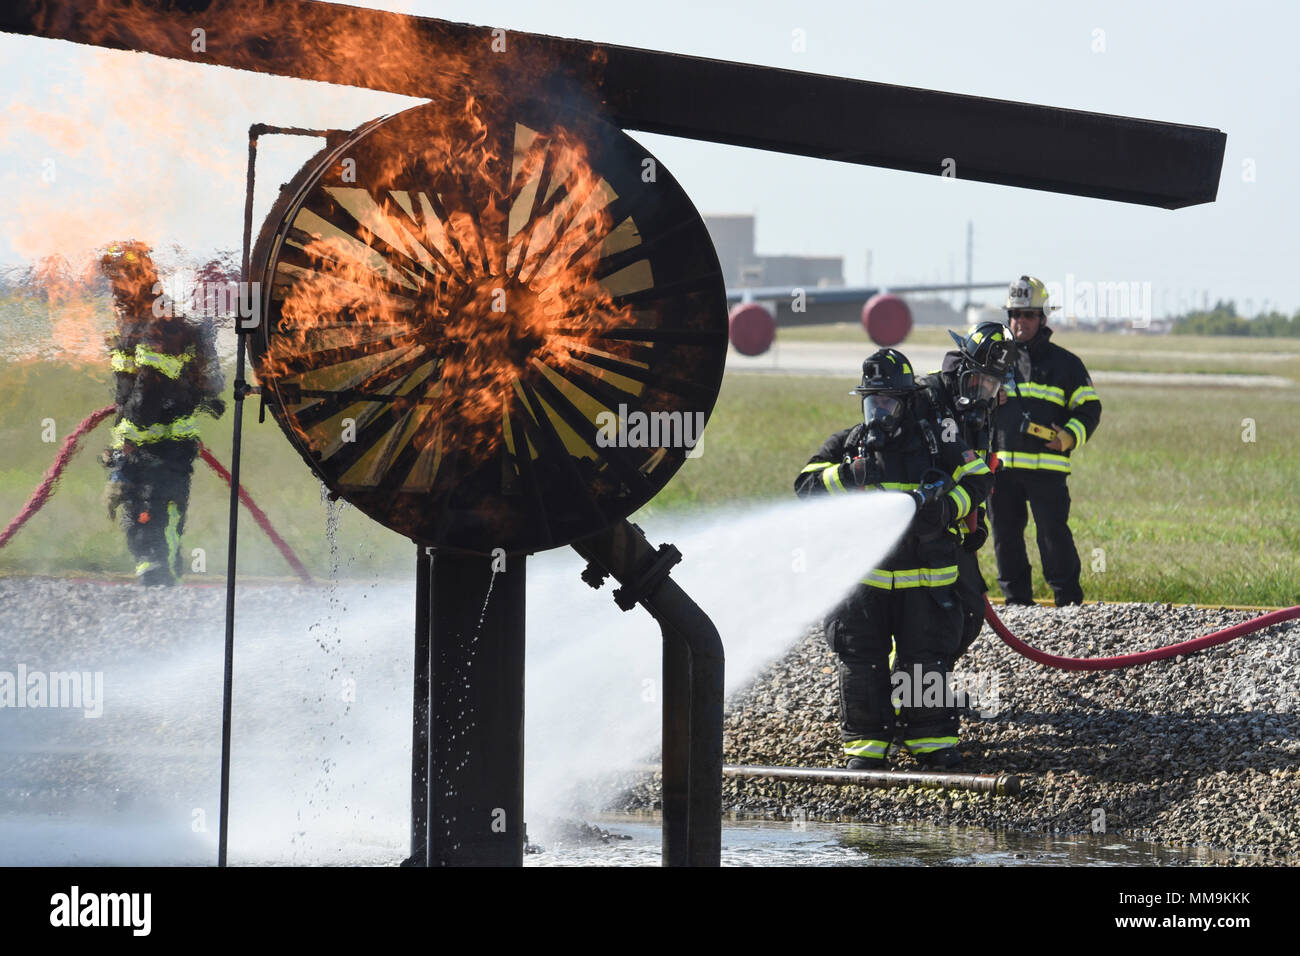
[840,457,871,489]
[910,492,953,535]
[104,480,125,522]
[962,508,989,553]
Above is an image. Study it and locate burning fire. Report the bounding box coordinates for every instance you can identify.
[256,94,647,487]
[6,0,708,546]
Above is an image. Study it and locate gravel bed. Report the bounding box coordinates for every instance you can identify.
[611,602,1300,863]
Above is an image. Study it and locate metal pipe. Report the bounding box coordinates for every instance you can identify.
[660,630,689,865]
[656,584,724,867]
[724,764,1022,796]
[572,520,724,867]
[0,0,1225,208]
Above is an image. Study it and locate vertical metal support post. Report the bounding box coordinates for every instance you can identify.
[217,128,260,868]
[426,551,526,866]
[410,545,431,861]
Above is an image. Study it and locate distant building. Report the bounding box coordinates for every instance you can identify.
[705,215,843,290]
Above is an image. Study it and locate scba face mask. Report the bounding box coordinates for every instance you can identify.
[861,393,907,449]
[958,370,1002,408]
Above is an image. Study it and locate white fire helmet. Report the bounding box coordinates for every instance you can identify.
[1004,275,1058,316]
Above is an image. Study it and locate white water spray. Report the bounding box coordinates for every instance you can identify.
[0,491,914,864]
[523,491,914,820]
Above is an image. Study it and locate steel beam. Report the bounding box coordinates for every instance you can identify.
[1,0,1224,207]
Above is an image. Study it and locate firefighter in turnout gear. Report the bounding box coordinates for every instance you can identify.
[990,276,1101,606]
[795,348,992,771]
[99,242,225,586]
[917,322,1018,660]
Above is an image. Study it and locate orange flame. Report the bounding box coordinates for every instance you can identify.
[259,102,638,466]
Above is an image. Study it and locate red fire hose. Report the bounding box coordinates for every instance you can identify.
[196,443,312,583]
[0,405,117,549]
[1,404,312,583]
[984,595,1300,671]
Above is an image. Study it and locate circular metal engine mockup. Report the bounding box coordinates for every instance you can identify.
[249,96,728,554]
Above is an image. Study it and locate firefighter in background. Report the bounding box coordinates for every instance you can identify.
[100,242,225,586]
[916,322,1018,659]
[795,349,992,771]
[990,276,1101,607]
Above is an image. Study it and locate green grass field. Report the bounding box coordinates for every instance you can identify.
[777,323,1300,381]
[653,374,1299,605]
[2,326,1297,605]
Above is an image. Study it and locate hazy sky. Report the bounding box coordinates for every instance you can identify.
[1,0,1296,316]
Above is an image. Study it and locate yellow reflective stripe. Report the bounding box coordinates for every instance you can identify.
[135,561,154,576]
[801,461,837,474]
[844,739,890,758]
[1014,381,1066,405]
[998,451,1072,473]
[1068,385,1100,409]
[904,736,959,754]
[899,566,958,588]
[952,457,991,481]
[165,501,182,574]
[822,464,847,493]
[860,566,958,589]
[874,481,920,491]
[1065,418,1087,449]
[110,349,136,373]
[134,343,193,380]
[111,414,201,447]
[948,485,972,520]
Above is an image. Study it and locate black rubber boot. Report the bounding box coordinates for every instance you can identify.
[846,756,888,771]
[914,748,963,771]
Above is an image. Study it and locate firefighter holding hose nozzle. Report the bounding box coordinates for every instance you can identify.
[99,241,225,586]
[916,322,1019,662]
[795,349,992,771]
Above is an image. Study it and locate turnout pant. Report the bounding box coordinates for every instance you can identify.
[824,581,963,757]
[988,467,1083,606]
[953,546,987,661]
[117,451,194,585]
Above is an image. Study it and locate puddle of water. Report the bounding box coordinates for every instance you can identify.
[524,813,1254,867]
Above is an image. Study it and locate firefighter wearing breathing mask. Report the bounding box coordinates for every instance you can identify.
[795,348,992,771]
[990,276,1102,607]
[916,322,1018,661]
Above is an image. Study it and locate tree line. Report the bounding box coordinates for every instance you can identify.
[1172,300,1300,337]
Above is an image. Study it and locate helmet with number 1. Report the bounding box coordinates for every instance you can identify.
[947,322,1016,408]
[851,347,916,435]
